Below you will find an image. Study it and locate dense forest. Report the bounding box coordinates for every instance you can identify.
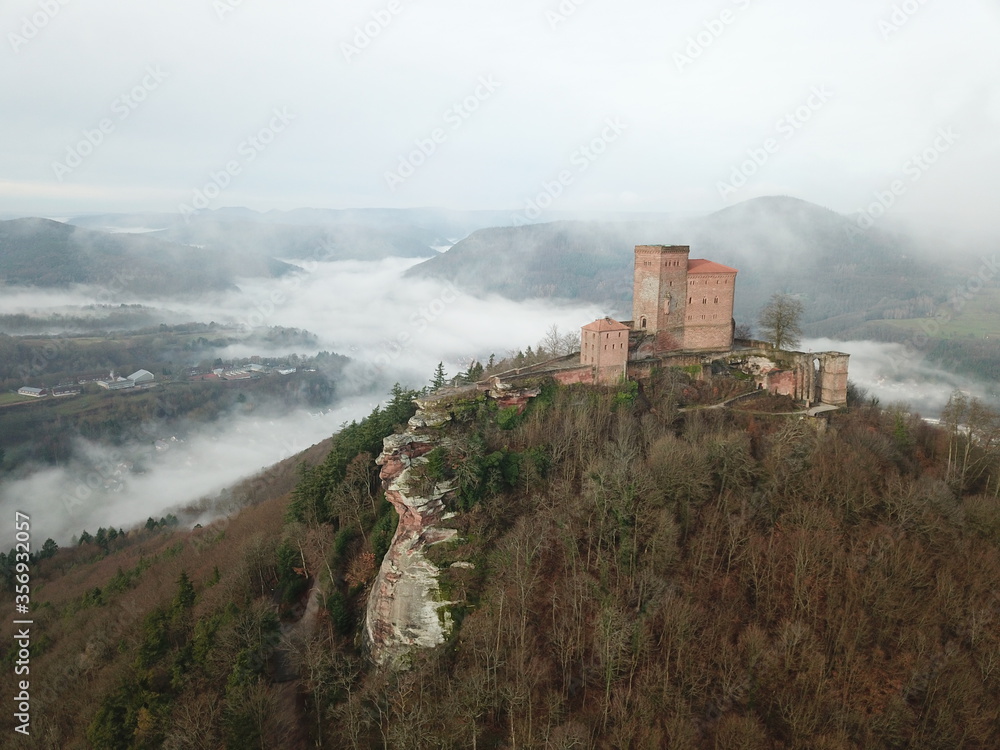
[3,374,1000,748]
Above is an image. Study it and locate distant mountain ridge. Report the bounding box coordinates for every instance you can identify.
[0,218,262,296]
[0,213,446,298]
[406,196,955,334]
[67,213,445,264]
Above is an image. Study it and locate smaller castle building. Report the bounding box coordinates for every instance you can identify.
[580,317,629,383]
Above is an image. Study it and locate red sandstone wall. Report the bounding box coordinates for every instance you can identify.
[683,271,735,351]
[550,367,597,386]
[633,245,689,338]
[580,329,599,366]
[767,369,798,397]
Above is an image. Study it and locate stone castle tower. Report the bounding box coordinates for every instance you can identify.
[632,244,737,352]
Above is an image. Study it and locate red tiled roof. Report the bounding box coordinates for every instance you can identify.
[687,258,738,274]
[582,317,630,332]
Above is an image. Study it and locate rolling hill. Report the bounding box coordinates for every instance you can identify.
[0,218,288,296]
[406,196,957,334]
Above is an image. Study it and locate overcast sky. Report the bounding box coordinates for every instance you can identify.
[2,0,999,225]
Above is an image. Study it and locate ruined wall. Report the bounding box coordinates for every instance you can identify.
[549,366,596,386]
[818,353,850,406]
[724,350,850,405]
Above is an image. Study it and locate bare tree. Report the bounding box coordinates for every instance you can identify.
[539,323,581,356]
[757,293,804,350]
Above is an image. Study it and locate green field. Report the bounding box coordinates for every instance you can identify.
[876,288,1000,340]
[0,391,36,406]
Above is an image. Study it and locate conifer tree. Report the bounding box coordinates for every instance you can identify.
[431,362,447,389]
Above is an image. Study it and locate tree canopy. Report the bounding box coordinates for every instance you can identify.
[758,292,805,350]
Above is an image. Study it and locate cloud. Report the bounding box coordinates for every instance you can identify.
[0,394,383,544]
[803,336,991,416]
[0,256,604,543]
[1,1,998,224]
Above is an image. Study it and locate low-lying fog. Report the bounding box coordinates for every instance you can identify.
[0,256,605,543]
[2,257,992,544]
[804,337,994,416]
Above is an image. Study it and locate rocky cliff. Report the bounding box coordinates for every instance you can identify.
[364,381,542,668]
[364,388,473,668]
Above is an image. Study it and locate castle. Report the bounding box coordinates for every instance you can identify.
[575,244,849,406]
[582,244,739,380]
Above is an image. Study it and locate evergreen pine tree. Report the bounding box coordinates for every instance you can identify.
[431,362,447,389]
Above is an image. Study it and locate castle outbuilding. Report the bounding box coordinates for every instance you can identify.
[580,317,630,383]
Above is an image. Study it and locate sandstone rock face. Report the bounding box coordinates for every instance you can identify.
[365,384,548,667]
[364,392,470,668]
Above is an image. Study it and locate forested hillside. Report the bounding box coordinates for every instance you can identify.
[4,376,1000,748]
[407,197,951,329]
[409,195,1000,382]
[0,219,294,295]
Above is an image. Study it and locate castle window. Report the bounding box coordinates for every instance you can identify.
[688,297,692,304]
[702,298,707,304]
[714,297,719,304]
[640,317,647,329]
